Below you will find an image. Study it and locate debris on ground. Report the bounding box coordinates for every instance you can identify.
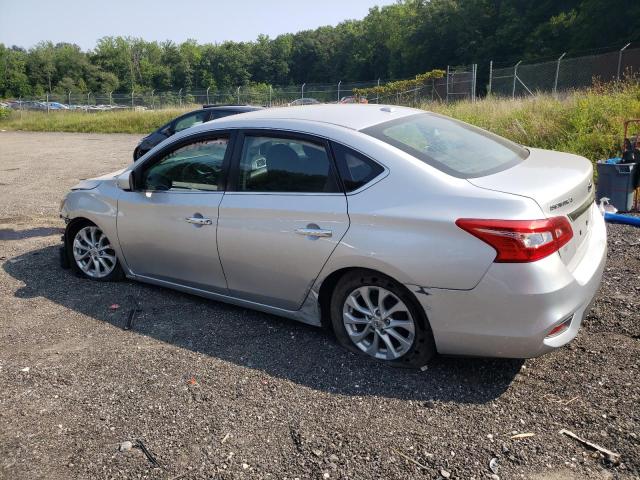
[134,439,162,469]
[489,457,499,474]
[510,433,535,440]
[560,429,621,465]
[118,441,133,452]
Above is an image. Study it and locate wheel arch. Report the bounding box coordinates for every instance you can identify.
[64,217,94,245]
[316,266,430,332]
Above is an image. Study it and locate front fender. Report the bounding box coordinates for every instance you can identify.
[61,183,129,273]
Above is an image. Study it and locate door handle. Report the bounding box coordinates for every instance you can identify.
[295,228,332,238]
[185,216,213,226]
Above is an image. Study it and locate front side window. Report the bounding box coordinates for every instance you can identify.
[142,137,228,191]
[236,135,339,193]
[173,111,209,133]
[362,113,528,178]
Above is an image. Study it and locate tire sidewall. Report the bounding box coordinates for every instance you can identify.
[330,269,436,368]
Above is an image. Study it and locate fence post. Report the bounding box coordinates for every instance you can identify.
[553,52,566,97]
[617,42,631,81]
[376,78,380,104]
[68,90,71,108]
[108,91,113,107]
[150,90,155,110]
[46,92,50,114]
[446,65,450,103]
[87,91,91,112]
[131,89,135,109]
[337,81,341,102]
[269,85,272,107]
[301,83,305,102]
[236,86,240,104]
[488,61,493,96]
[206,86,210,105]
[472,64,477,102]
[512,61,522,99]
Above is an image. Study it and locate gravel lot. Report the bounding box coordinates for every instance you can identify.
[0,131,638,480]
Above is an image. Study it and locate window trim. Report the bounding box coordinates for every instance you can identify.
[225,129,345,195]
[131,129,237,193]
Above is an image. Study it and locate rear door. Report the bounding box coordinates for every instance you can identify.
[117,132,232,292]
[217,130,349,310]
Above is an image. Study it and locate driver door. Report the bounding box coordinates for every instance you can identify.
[117,132,232,292]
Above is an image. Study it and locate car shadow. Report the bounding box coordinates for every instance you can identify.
[0,227,64,241]
[3,245,523,403]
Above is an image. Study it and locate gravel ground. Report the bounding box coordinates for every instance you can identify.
[0,131,638,480]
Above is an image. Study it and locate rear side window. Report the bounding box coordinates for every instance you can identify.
[331,142,384,192]
[362,113,528,178]
[174,111,209,133]
[237,135,340,193]
[210,110,235,120]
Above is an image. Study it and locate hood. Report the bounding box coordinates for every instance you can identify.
[71,168,127,190]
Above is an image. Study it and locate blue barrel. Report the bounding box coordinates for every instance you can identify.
[596,162,637,212]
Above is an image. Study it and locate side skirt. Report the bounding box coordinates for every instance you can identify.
[126,273,323,327]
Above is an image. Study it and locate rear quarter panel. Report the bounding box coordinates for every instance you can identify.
[312,134,547,291]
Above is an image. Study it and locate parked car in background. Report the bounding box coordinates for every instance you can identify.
[60,104,605,368]
[288,98,321,106]
[340,96,368,104]
[133,105,263,160]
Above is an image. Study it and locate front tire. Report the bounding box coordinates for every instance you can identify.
[330,269,436,368]
[66,221,124,281]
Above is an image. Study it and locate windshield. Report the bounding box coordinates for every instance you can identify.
[362,113,528,178]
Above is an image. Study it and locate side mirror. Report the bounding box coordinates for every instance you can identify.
[116,171,134,191]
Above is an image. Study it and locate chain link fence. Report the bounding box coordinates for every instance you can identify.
[2,44,638,112]
[489,44,639,98]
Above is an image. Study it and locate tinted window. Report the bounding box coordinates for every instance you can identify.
[332,143,384,192]
[362,113,528,178]
[237,135,339,193]
[142,137,228,191]
[174,111,209,133]
[210,110,235,120]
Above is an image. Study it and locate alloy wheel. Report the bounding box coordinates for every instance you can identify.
[342,286,416,360]
[72,226,117,279]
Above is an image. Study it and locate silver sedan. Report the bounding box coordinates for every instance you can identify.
[60,105,606,367]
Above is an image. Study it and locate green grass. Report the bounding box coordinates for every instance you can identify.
[0,108,189,134]
[2,81,639,161]
[428,80,640,162]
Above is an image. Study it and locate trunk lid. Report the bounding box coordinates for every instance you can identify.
[467,148,595,266]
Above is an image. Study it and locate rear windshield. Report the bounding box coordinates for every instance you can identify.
[361,113,528,178]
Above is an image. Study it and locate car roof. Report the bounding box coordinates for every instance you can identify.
[209,104,423,131]
[202,105,264,111]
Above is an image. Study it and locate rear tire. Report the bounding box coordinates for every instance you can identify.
[330,269,436,368]
[66,220,124,282]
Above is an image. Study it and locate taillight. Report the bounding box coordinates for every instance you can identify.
[455,217,573,263]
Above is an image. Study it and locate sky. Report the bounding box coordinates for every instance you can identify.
[0,0,397,50]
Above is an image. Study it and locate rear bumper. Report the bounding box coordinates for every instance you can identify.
[411,206,607,358]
